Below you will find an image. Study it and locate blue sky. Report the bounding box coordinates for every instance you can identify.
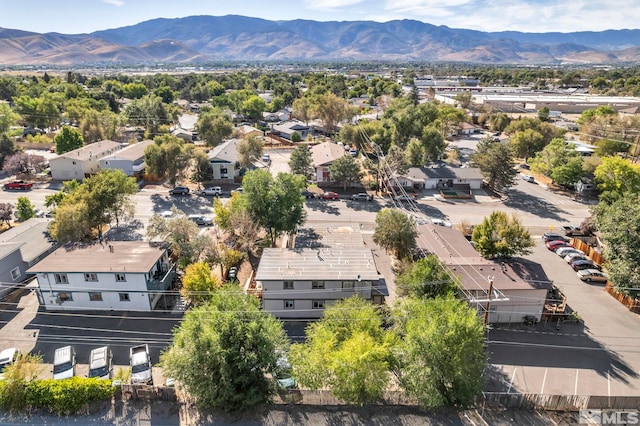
[0,0,636,34]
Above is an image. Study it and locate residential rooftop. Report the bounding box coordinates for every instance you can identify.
[310,141,346,167]
[208,138,240,163]
[0,218,54,263]
[52,140,122,162]
[255,248,379,282]
[27,241,168,274]
[101,139,154,162]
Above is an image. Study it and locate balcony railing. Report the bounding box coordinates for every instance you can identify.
[146,263,177,291]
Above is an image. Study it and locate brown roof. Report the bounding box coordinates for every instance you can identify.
[417,224,546,291]
[311,142,346,167]
[27,242,168,274]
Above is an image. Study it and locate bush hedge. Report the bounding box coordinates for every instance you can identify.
[0,377,114,415]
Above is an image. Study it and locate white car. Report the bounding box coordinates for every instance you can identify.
[556,247,584,257]
[564,252,589,263]
[431,218,452,228]
[159,210,173,218]
[188,214,213,226]
[199,186,222,196]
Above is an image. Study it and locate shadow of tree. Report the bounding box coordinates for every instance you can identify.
[502,188,569,221]
[305,200,341,215]
[105,219,144,241]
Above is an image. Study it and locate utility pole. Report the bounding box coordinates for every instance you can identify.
[483,277,494,327]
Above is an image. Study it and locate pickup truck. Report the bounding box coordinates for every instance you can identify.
[129,344,153,385]
[3,180,33,191]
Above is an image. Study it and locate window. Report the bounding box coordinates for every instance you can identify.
[84,273,98,282]
[115,273,126,282]
[89,292,103,302]
[10,267,20,281]
[58,292,73,302]
[54,273,68,284]
[119,293,130,302]
[312,300,325,309]
[342,281,355,291]
[283,281,294,290]
[284,300,295,309]
[311,281,324,289]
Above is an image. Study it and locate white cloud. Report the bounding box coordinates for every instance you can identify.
[304,0,366,10]
[101,0,124,6]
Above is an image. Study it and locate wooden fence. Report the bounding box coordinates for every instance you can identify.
[114,385,640,411]
[605,282,640,313]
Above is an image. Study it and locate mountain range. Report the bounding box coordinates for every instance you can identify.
[1,15,640,66]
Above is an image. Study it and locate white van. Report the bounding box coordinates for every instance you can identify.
[88,346,113,380]
[53,346,76,380]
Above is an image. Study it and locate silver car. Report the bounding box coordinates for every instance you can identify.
[577,269,608,283]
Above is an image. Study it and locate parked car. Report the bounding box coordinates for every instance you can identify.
[22,127,44,137]
[230,187,243,194]
[562,225,588,237]
[521,174,535,183]
[577,269,608,283]
[0,348,21,380]
[3,180,33,191]
[198,186,222,196]
[431,218,453,228]
[301,190,317,199]
[88,346,113,380]
[320,191,339,200]
[564,252,590,263]
[571,259,601,271]
[130,345,153,385]
[394,194,415,201]
[556,247,584,257]
[159,210,174,218]
[349,149,358,157]
[227,266,238,281]
[188,214,213,226]
[546,240,571,251]
[53,346,76,380]
[262,153,271,164]
[350,192,373,201]
[542,233,569,243]
[169,186,190,195]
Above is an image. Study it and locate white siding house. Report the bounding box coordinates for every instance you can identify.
[27,242,176,312]
[310,142,347,183]
[49,140,122,181]
[207,139,241,182]
[254,248,382,319]
[99,139,154,178]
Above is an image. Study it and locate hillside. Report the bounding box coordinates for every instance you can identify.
[0,15,639,65]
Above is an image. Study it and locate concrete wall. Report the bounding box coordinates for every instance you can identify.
[100,158,134,176]
[49,157,89,181]
[0,249,24,284]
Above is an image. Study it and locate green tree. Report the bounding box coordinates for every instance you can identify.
[396,255,457,299]
[122,83,149,99]
[328,154,362,190]
[237,135,264,168]
[593,194,640,297]
[529,138,583,186]
[0,103,18,134]
[181,262,220,306]
[537,106,550,122]
[392,297,486,408]
[145,135,194,185]
[405,138,425,167]
[471,211,534,259]
[242,170,307,247]
[420,125,446,162]
[290,296,393,405]
[487,112,511,132]
[594,138,629,157]
[195,108,233,147]
[373,208,417,260]
[471,138,518,190]
[242,95,267,121]
[594,156,640,203]
[49,170,137,242]
[44,180,80,209]
[0,135,16,170]
[160,285,288,412]
[15,197,36,222]
[312,92,353,135]
[454,91,473,109]
[509,129,546,160]
[288,145,314,178]
[292,97,313,124]
[146,207,212,267]
[54,126,84,155]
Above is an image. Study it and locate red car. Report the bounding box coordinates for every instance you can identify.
[3,180,33,191]
[546,240,571,251]
[321,191,339,200]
